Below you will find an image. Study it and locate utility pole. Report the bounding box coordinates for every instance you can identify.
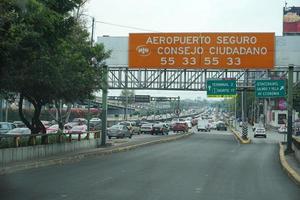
[285,64,294,154]
[0,99,3,121]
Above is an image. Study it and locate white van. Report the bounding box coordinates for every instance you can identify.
[197,119,210,132]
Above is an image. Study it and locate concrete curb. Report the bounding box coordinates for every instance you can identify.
[278,143,300,186]
[230,127,251,144]
[0,132,193,175]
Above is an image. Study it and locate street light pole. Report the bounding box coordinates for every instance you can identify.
[101,65,108,146]
[285,64,294,154]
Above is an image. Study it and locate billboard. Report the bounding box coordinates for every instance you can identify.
[128,33,274,69]
[283,7,300,34]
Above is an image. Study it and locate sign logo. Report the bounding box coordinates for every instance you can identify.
[136,45,151,56]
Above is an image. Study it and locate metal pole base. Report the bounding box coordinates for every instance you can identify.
[284,148,295,155]
[242,122,248,140]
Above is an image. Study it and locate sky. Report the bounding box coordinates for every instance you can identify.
[86,0,300,99]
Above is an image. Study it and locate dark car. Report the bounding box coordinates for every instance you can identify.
[172,122,188,132]
[216,122,227,131]
[152,123,169,135]
[0,122,17,134]
[107,124,132,139]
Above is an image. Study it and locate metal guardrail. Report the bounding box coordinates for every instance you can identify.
[0,131,101,148]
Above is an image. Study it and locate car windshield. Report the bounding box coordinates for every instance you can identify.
[111,125,123,130]
[0,124,9,129]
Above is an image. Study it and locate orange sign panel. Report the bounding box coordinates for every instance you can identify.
[129,33,274,69]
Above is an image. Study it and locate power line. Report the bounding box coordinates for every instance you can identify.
[95,20,159,32]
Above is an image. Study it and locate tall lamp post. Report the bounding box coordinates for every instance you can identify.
[91,57,108,146]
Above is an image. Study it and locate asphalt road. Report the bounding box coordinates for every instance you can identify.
[1,131,299,200]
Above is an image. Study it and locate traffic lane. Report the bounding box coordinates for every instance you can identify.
[196,128,233,135]
[107,128,191,145]
[237,125,286,144]
[1,134,300,200]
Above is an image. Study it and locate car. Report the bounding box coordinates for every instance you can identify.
[140,123,154,134]
[90,118,101,122]
[185,120,192,129]
[152,123,169,135]
[254,125,266,138]
[6,128,31,135]
[210,122,218,130]
[46,124,60,134]
[107,124,132,139]
[64,122,79,133]
[13,121,25,128]
[68,125,88,139]
[118,121,140,135]
[172,122,188,132]
[278,125,287,134]
[0,122,17,134]
[216,122,227,131]
[41,121,52,129]
[72,118,87,124]
[89,121,102,131]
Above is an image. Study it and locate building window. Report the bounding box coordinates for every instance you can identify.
[272,112,275,121]
[278,114,287,124]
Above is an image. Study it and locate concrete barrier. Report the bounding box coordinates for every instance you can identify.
[279,143,300,185]
[230,127,251,144]
[0,139,100,166]
[292,136,300,163]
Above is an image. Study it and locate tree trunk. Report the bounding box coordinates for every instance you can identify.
[18,94,33,130]
[55,100,64,130]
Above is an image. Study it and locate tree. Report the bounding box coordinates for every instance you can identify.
[0,0,110,142]
[120,89,135,119]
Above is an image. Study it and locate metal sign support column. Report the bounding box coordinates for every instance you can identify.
[101,65,108,146]
[242,70,248,139]
[285,64,295,154]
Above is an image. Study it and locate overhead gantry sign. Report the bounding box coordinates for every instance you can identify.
[129,32,275,69]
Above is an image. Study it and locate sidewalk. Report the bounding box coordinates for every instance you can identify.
[279,143,300,185]
[0,132,193,175]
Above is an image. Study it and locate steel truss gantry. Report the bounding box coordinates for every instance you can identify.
[108,67,300,91]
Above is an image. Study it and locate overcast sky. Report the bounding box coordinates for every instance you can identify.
[86,0,300,100]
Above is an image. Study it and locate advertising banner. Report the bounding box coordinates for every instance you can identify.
[129,32,274,69]
[283,7,300,33]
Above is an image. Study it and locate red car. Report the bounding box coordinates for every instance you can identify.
[172,122,188,132]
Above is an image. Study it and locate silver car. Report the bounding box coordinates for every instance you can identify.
[107,125,132,139]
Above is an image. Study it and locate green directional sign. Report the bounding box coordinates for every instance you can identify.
[206,79,237,98]
[255,80,285,98]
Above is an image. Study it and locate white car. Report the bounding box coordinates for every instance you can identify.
[254,125,266,138]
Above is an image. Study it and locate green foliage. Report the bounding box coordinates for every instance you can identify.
[0,0,110,135]
[120,89,135,105]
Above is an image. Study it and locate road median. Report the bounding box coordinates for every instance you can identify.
[279,143,300,186]
[230,127,251,144]
[0,132,193,175]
